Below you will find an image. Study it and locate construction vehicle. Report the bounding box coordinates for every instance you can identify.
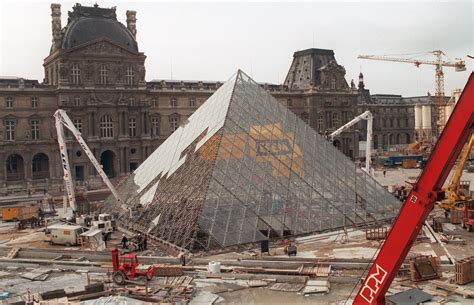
[111,248,156,285]
[91,213,116,233]
[54,110,123,217]
[358,50,466,136]
[329,110,373,175]
[438,133,474,215]
[383,155,424,168]
[353,72,473,304]
[461,200,474,232]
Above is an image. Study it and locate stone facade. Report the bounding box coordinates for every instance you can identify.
[0,3,422,193]
[357,73,438,152]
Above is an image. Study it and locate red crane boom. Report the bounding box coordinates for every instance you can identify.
[354,72,474,304]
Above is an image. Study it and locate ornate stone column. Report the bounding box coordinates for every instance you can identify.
[50,4,62,52]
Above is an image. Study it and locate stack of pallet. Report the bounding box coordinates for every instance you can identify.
[153,264,184,277]
[455,256,474,285]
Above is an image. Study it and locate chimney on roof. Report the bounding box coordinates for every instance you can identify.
[50,3,62,52]
[126,10,137,39]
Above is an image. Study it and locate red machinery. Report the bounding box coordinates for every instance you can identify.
[111,248,156,285]
[354,72,474,304]
[462,200,474,232]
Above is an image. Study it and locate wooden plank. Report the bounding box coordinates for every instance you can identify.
[431,280,474,298]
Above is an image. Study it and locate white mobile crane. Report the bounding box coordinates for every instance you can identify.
[328,110,373,175]
[54,109,123,218]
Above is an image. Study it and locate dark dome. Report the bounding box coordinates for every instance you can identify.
[62,17,138,52]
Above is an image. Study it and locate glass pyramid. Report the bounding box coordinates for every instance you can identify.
[102,70,401,251]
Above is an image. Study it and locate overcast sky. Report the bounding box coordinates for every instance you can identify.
[0,0,472,96]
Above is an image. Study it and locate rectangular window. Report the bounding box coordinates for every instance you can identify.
[75,166,84,181]
[6,97,13,108]
[287,99,293,107]
[126,65,134,85]
[129,117,137,137]
[71,64,81,84]
[74,96,81,106]
[73,119,82,133]
[5,120,15,140]
[100,64,108,85]
[318,114,324,132]
[332,113,339,128]
[152,98,159,107]
[31,120,40,140]
[151,117,160,136]
[170,116,179,131]
[31,97,38,109]
[189,97,196,107]
[171,97,178,107]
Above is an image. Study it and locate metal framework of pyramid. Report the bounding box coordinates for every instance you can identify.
[103,70,401,251]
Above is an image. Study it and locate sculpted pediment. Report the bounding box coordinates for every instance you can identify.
[66,38,138,56]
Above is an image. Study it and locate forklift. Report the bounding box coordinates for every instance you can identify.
[111,248,156,285]
[462,200,474,232]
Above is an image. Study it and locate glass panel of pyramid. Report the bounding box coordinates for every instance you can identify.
[102,70,401,251]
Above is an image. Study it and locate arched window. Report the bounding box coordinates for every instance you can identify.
[396,134,401,144]
[331,78,336,89]
[32,153,49,179]
[100,115,113,138]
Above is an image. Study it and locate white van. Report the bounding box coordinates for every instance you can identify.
[46,224,86,246]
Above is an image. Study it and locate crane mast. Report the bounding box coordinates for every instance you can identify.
[54,109,123,216]
[358,50,466,137]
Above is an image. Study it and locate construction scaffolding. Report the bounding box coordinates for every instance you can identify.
[101,70,401,251]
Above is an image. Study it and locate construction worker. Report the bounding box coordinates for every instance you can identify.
[136,233,143,251]
[102,231,109,248]
[121,234,129,249]
[143,235,147,250]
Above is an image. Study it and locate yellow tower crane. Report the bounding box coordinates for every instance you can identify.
[358,50,466,136]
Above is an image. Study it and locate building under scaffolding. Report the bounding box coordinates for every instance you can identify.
[102,70,401,251]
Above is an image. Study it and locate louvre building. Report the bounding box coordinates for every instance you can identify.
[102,70,401,251]
[0,3,377,194]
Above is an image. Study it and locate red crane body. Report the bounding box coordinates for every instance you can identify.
[354,72,474,304]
